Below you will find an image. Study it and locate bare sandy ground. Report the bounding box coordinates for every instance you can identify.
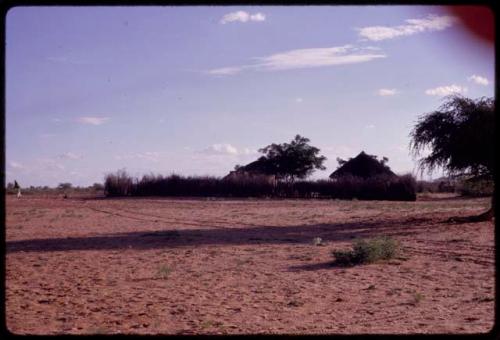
[5,194,495,334]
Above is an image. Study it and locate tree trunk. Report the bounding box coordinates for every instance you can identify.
[471,193,495,221]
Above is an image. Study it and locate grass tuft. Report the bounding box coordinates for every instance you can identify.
[156,265,171,279]
[411,291,425,305]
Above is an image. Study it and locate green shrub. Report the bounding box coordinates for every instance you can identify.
[332,236,400,266]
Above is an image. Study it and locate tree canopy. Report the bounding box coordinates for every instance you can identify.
[410,95,495,221]
[258,134,326,182]
[410,95,494,180]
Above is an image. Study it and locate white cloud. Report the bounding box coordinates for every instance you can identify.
[201,144,239,155]
[250,13,266,22]
[8,161,25,169]
[365,124,376,129]
[378,88,397,96]
[358,14,457,41]
[425,84,467,96]
[207,66,245,76]
[295,97,303,103]
[255,45,385,71]
[76,116,110,125]
[207,45,386,75]
[58,152,82,160]
[220,11,266,24]
[198,144,259,157]
[468,74,489,86]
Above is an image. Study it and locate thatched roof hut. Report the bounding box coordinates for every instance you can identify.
[223,157,276,181]
[329,151,396,179]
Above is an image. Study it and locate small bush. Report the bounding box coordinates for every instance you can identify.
[156,265,171,279]
[332,236,400,266]
[412,291,425,305]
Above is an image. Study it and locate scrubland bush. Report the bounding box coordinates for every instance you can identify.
[332,236,400,266]
[104,169,134,196]
[456,178,494,197]
[103,171,417,201]
[416,179,456,193]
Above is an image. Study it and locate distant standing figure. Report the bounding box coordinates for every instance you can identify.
[14,180,21,198]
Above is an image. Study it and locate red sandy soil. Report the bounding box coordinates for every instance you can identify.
[5,194,495,334]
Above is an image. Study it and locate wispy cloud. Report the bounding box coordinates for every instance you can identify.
[36,158,66,171]
[220,11,266,24]
[468,74,489,86]
[425,84,467,96]
[295,97,304,103]
[358,14,457,41]
[115,152,161,162]
[378,88,397,96]
[8,161,25,170]
[58,152,82,160]
[207,45,386,76]
[256,45,385,71]
[207,66,245,76]
[76,116,110,125]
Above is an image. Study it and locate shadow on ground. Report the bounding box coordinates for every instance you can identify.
[6,217,434,254]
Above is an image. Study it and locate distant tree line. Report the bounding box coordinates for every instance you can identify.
[104,170,417,201]
[103,135,417,201]
[5,182,104,196]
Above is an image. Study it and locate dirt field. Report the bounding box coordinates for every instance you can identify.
[5,194,495,334]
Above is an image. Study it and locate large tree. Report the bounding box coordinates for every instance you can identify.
[410,95,495,221]
[258,134,327,183]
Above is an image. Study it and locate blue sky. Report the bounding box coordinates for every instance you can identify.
[5,6,495,187]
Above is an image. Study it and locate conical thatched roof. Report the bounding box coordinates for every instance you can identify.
[329,151,396,179]
[239,157,274,174]
[223,157,275,180]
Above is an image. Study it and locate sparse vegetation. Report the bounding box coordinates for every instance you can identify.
[287,299,304,307]
[5,182,105,197]
[456,178,494,197]
[332,236,401,266]
[411,291,425,305]
[156,265,171,279]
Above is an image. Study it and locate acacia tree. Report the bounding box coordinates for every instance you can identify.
[410,95,495,221]
[258,134,327,183]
